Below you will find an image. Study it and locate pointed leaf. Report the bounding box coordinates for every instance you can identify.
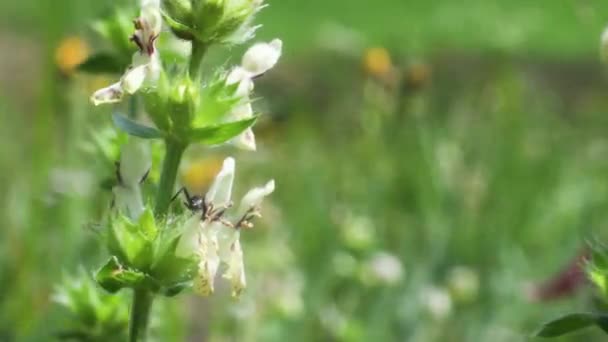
[160,9,197,41]
[535,313,608,338]
[112,113,164,139]
[95,257,147,293]
[187,117,257,145]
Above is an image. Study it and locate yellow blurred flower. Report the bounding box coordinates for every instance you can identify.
[55,36,89,75]
[362,47,393,77]
[181,157,224,194]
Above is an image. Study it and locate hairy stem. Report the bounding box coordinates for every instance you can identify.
[155,139,187,216]
[129,289,154,342]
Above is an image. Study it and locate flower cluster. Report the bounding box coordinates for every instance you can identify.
[176,157,274,297]
[224,39,282,150]
[91,1,162,105]
[58,0,284,338]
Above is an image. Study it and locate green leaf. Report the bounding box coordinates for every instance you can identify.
[95,257,147,293]
[138,208,158,241]
[78,53,126,74]
[186,117,257,145]
[112,113,164,139]
[535,313,608,338]
[108,215,155,270]
[161,9,197,41]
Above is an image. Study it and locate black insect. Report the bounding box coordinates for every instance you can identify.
[171,187,210,217]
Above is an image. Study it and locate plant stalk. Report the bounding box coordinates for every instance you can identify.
[155,139,187,216]
[189,41,207,78]
[129,289,154,342]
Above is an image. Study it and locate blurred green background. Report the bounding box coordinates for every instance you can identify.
[3,0,608,341]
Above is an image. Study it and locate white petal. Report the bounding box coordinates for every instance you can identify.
[121,64,148,94]
[119,139,151,187]
[241,39,282,76]
[226,67,254,97]
[145,53,161,84]
[217,227,239,261]
[113,186,144,220]
[193,225,220,296]
[222,237,247,298]
[230,128,256,151]
[175,215,202,258]
[239,179,275,214]
[226,66,250,85]
[90,82,123,106]
[205,157,235,207]
[230,102,254,120]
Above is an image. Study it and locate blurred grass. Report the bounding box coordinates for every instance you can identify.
[2,0,608,341]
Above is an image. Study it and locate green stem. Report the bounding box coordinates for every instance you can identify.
[189,41,207,78]
[129,289,154,342]
[154,139,186,216]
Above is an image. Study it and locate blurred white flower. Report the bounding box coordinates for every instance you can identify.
[447,266,480,303]
[363,252,404,286]
[91,2,162,105]
[49,168,95,198]
[319,304,347,337]
[223,39,283,150]
[420,286,452,320]
[176,157,275,297]
[601,25,608,63]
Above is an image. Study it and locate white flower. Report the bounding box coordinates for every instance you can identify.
[365,252,404,286]
[111,140,151,220]
[176,157,275,297]
[241,39,282,76]
[222,236,246,297]
[238,179,275,215]
[204,157,235,207]
[119,139,151,187]
[91,83,124,106]
[222,39,283,150]
[113,186,145,220]
[90,3,162,106]
[421,286,452,320]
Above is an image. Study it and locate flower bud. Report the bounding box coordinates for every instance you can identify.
[162,0,193,25]
[186,0,264,45]
[168,75,199,129]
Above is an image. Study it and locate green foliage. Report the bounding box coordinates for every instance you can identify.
[101,209,196,296]
[535,313,608,338]
[54,270,129,341]
[186,116,257,144]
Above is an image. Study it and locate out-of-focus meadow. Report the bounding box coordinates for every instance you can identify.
[3,0,608,341]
